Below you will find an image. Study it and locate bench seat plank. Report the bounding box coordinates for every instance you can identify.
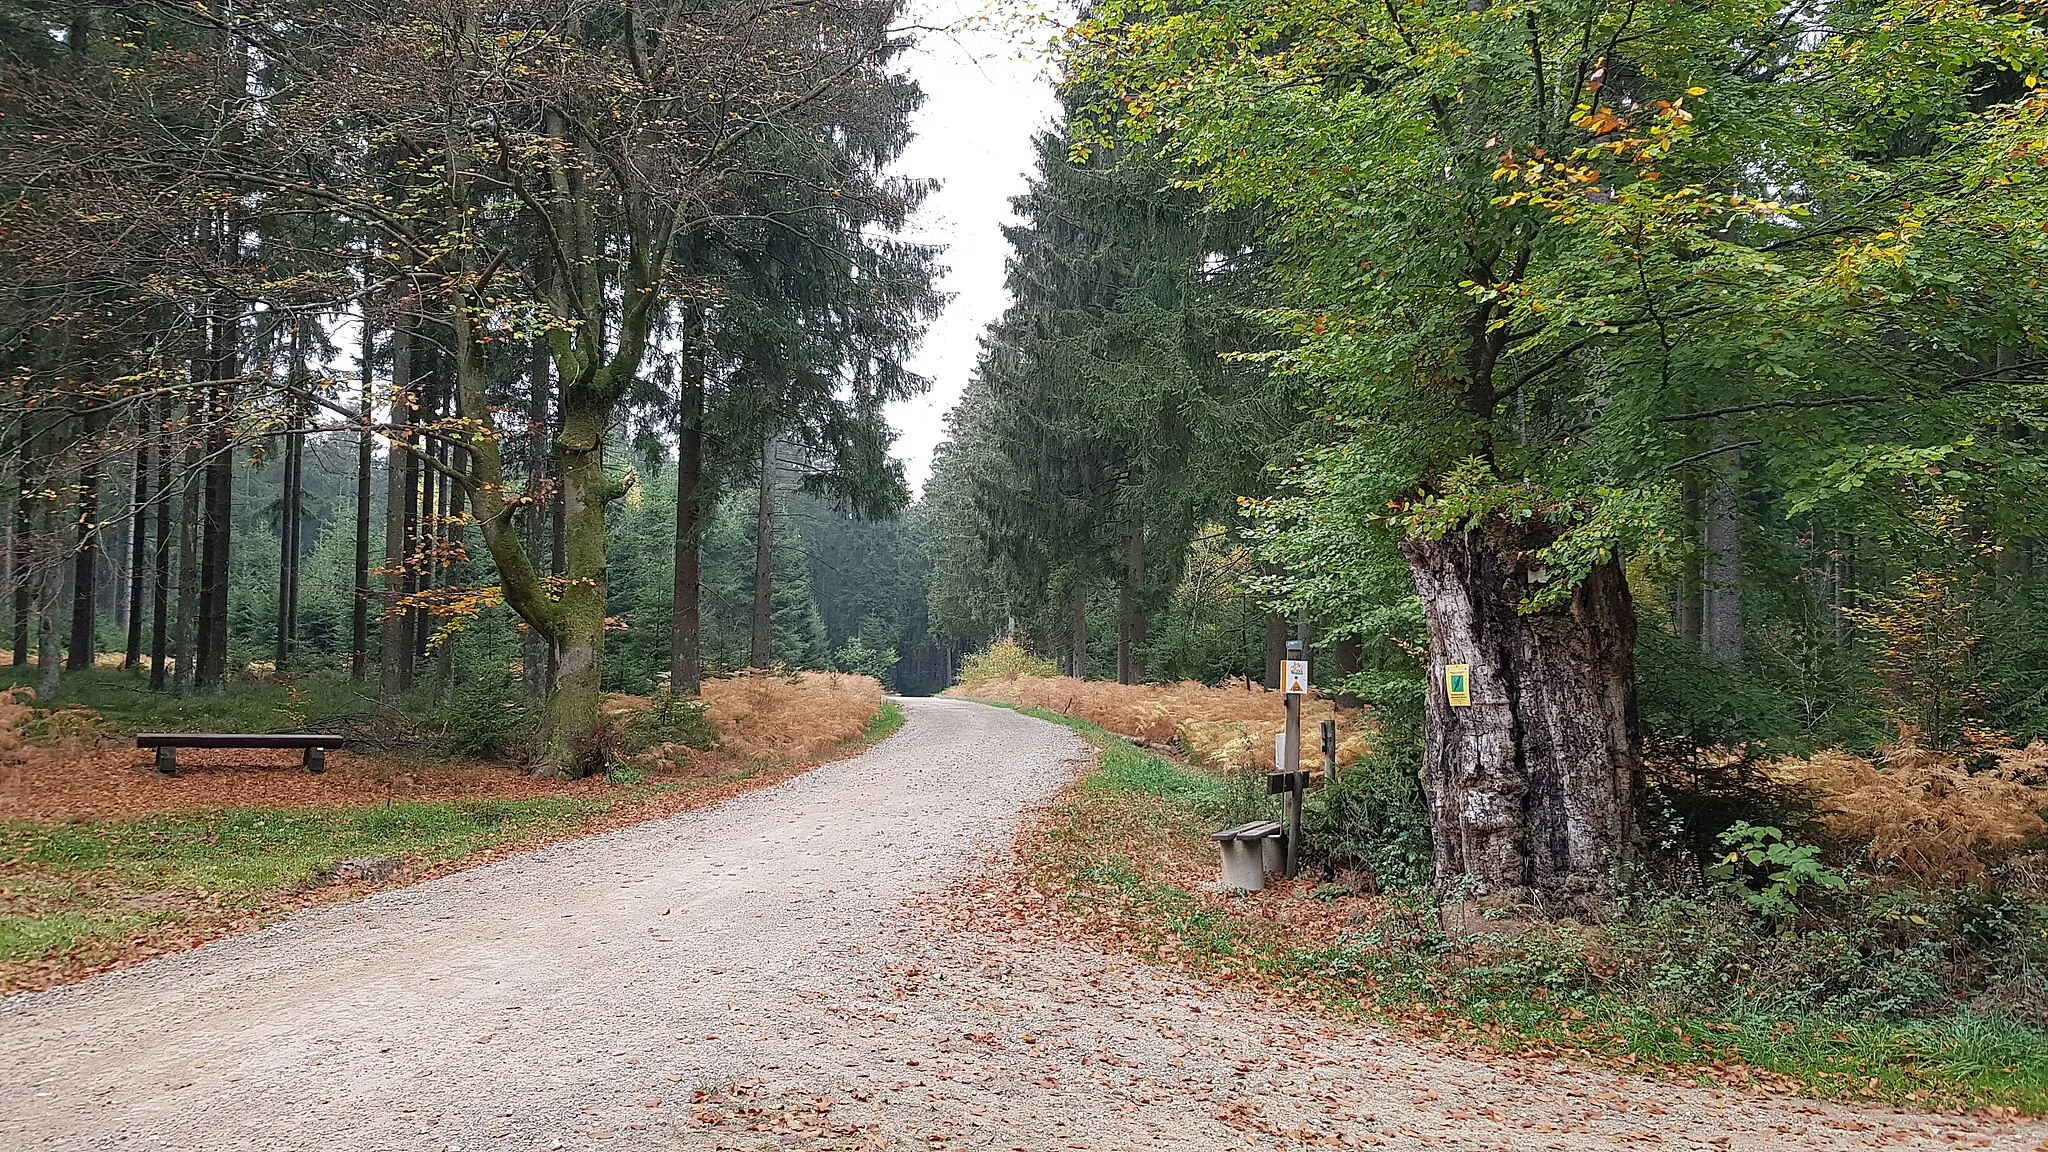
[136,733,343,749]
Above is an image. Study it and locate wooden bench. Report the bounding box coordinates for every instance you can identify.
[137,733,343,776]
[1211,820,1285,891]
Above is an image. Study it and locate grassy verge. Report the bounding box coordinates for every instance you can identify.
[1011,704,2048,1113]
[1,697,907,993]
[863,699,907,744]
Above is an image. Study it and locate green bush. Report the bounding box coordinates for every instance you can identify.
[1305,747,1432,893]
[616,690,717,754]
[420,685,538,761]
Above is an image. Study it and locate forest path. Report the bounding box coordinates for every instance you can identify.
[2,698,2039,1151]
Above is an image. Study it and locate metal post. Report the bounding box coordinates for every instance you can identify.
[1283,638,1303,880]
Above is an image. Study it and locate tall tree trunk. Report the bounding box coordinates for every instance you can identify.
[36,495,64,702]
[536,389,612,774]
[1263,562,1286,689]
[1116,513,1145,685]
[522,335,551,697]
[67,413,100,671]
[352,313,374,683]
[670,350,706,695]
[1333,633,1363,710]
[124,422,148,670]
[379,320,414,704]
[276,405,300,672]
[1402,525,1639,909]
[751,435,775,668]
[149,416,172,692]
[435,434,465,706]
[1070,578,1088,680]
[547,459,564,688]
[12,484,29,667]
[1676,476,1704,643]
[174,399,201,699]
[1701,444,1743,664]
[196,309,234,693]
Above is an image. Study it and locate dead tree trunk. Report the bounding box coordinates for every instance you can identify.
[1401,524,1639,909]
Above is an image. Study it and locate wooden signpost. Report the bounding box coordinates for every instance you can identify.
[1276,640,1306,879]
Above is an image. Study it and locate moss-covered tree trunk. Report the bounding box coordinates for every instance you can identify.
[538,393,612,775]
[1401,524,1639,910]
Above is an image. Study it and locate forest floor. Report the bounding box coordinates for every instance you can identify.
[0,670,896,993]
[5,698,2043,1150]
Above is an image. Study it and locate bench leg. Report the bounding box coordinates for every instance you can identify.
[154,746,176,776]
[1217,840,1267,891]
[303,746,326,774]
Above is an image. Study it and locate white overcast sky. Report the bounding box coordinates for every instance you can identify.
[885,1,1063,496]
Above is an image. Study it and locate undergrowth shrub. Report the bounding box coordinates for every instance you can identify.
[1306,747,1431,893]
[955,639,1057,689]
[418,684,537,761]
[615,690,717,757]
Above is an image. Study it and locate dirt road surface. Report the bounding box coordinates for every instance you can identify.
[4,699,2042,1151]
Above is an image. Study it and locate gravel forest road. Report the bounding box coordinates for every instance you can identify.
[3,698,2042,1152]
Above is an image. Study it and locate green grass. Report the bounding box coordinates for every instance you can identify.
[1022,705,2048,1112]
[0,797,614,969]
[4,797,611,894]
[862,700,907,744]
[0,667,375,734]
[1017,706,1232,806]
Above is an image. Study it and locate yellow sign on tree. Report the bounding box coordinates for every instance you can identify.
[1445,664,1472,707]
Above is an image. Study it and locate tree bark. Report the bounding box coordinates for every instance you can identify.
[276,391,302,672]
[67,412,99,672]
[1116,512,1145,685]
[1402,524,1639,909]
[1070,578,1088,680]
[536,388,612,774]
[149,415,172,691]
[670,349,706,695]
[1333,632,1363,710]
[751,436,774,668]
[379,320,414,704]
[124,424,148,670]
[12,477,30,667]
[196,310,234,693]
[352,313,374,683]
[1700,444,1742,664]
[174,398,201,699]
[35,491,64,702]
[522,335,551,698]
[1263,562,1286,689]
